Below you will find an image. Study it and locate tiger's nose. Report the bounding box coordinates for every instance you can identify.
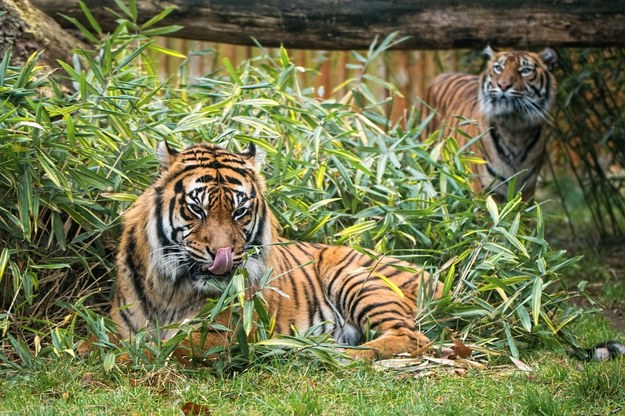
[498,80,511,91]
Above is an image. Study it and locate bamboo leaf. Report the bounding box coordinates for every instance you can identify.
[531,276,543,326]
[0,48,11,85]
[103,352,116,372]
[141,5,177,29]
[116,41,155,71]
[148,43,187,59]
[371,271,405,299]
[504,321,519,358]
[79,1,102,34]
[0,249,9,283]
[486,195,499,225]
[336,220,377,239]
[142,25,184,37]
[113,0,134,19]
[59,15,99,44]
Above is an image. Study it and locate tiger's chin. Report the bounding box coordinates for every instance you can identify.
[187,264,235,294]
[191,277,230,296]
[484,96,546,124]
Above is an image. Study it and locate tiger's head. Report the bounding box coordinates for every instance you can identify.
[144,141,273,295]
[479,46,557,125]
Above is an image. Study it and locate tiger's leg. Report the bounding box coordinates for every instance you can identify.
[346,320,433,361]
[315,246,442,360]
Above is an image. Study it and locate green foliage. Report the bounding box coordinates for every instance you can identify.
[0,3,586,370]
[547,48,625,239]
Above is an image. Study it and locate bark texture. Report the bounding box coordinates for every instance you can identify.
[0,0,81,68]
[30,0,625,50]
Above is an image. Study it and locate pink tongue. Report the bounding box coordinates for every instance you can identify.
[207,247,234,275]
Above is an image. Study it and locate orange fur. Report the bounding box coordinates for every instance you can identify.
[424,47,557,201]
[110,142,442,361]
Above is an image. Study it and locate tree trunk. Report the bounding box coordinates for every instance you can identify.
[30,0,625,50]
[0,0,81,68]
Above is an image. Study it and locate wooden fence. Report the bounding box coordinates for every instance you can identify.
[155,38,469,121]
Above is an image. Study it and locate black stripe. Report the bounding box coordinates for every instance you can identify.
[325,249,362,298]
[196,174,215,183]
[519,127,542,164]
[168,194,181,242]
[489,124,513,164]
[354,300,406,327]
[486,163,509,183]
[362,315,414,332]
[300,268,319,329]
[338,274,373,315]
[223,175,242,185]
[153,191,170,248]
[339,257,378,311]
[353,290,413,316]
[383,320,414,331]
[125,232,157,322]
[118,307,139,335]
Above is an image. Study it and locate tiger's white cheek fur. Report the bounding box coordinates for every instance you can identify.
[245,256,269,285]
[146,204,184,280]
[245,215,274,285]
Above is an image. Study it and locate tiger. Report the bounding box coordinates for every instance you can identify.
[110,141,442,362]
[423,46,558,201]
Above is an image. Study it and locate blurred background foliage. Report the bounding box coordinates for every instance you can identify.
[157,38,625,241]
[0,2,623,367]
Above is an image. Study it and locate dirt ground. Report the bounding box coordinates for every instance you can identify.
[568,241,625,334]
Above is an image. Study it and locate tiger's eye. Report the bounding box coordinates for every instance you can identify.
[188,203,204,217]
[232,206,248,219]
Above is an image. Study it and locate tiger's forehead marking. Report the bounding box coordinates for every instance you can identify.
[179,146,244,166]
[170,148,254,208]
[171,146,255,183]
[493,53,536,68]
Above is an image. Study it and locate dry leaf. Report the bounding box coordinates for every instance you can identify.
[373,358,428,372]
[413,340,435,356]
[453,358,487,370]
[509,356,532,372]
[423,356,487,370]
[451,337,472,358]
[81,373,95,387]
[181,402,211,415]
[439,347,454,359]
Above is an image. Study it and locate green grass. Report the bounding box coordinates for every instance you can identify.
[1,312,623,416]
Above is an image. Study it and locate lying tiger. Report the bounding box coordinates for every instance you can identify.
[110,141,442,361]
[423,46,558,201]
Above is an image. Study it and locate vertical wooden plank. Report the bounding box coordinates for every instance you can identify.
[336,51,347,97]
[387,50,410,124]
[314,51,332,99]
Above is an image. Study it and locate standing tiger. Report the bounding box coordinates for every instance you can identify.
[424,46,557,201]
[110,141,442,361]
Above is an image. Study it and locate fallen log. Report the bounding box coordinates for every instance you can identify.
[30,0,625,50]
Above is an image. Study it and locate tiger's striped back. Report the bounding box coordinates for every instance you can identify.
[423,47,557,201]
[111,142,442,360]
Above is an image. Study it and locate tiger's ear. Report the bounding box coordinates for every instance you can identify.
[539,48,557,71]
[239,143,265,172]
[483,45,497,59]
[157,140,179,171]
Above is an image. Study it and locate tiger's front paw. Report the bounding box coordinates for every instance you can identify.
[344,346,378,361]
